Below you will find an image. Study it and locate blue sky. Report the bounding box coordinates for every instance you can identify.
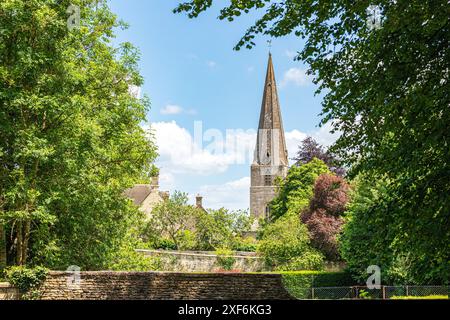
[109,0,337,210]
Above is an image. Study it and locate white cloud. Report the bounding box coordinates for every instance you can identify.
[159,171,175,189]
[196,177,250,210]
[280,67,312,87]
[150,121,253,176]
[206,60,217,68]
[160,104,197,116]
[160,104,183,115]
[310,122,340,147]
[283,124,339,164]
[285,129,308,164]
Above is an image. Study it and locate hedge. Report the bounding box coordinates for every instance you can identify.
[279,271,354,299]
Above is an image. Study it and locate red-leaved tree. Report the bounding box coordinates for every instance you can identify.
[301,174,350,261]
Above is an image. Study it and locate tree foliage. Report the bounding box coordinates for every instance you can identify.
[258,212,324,271]
[294,137,331,166]
[142,191,203,250]
[301,174,349,261]
[269,158,330,220]
[294,137,345,176]
[195,208,254,251]
[141,191,255,251]
[0,0,157,269]
[340,175,449,285]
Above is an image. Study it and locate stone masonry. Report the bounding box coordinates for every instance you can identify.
[38,271,294,300]
[137,249,267,272]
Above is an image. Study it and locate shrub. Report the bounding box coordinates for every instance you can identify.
[232,236,258,252]
[177,230,197,250]
[275,252,324,272]
[301,210,344,261]
[108,247,161,272]
[215,248,236,271]
[142,191,201,250]
[151,238,177,250]
[258,212,324,270]
[6,266,48,299]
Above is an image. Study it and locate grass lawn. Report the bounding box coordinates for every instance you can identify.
[391,295,448,300]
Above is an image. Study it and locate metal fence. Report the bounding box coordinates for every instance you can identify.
[298,286,449,300]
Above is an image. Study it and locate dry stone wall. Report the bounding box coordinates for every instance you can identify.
[38,271,294,300]
[0,283,19,300]
[137,249,267,272]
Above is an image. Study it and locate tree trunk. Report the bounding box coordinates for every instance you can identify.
[21,220,30,265]
[0,223,6,271]
[16,222,23,266]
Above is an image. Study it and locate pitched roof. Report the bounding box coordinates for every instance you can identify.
[124,185,152,206]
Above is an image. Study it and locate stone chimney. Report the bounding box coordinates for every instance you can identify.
[161,191,169,201]
[151,174,159,188]
[196,194,203,208]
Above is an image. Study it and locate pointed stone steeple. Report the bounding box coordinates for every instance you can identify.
[254,53,289,166]
[250,54,289,221]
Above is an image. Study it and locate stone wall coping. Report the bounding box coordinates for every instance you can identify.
[47,270,281,277]
[136,249,261,259]
[0,282,14,288]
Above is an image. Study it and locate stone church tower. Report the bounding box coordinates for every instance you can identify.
[250,54,289,220]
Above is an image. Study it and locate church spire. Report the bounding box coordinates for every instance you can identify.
[254,53,289,166]
[250,54,289,221]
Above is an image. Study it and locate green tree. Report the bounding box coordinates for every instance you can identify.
[340,176,398,284]
[270,158,330,220]
[0,0,157,269]
[142,191,201,250]
[341,175,449,285]
[142,195,255,252]
[195,208,254,251]
[174,0,450,284]
[258,212,324,271]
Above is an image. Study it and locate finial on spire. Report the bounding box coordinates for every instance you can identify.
[267,39,272,54]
